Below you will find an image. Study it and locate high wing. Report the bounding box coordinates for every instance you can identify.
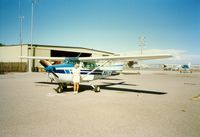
[20,54,172,61]
[79,54,172,62]
[20,56,66,61]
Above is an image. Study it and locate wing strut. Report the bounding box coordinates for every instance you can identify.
[82,60,111,79]
[82,60,112,92]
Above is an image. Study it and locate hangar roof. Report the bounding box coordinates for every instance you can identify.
[4,44,115,55]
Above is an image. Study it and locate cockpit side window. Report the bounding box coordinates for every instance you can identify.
[83,62,97,69]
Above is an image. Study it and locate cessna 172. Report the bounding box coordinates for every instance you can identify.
[21,54,172,93]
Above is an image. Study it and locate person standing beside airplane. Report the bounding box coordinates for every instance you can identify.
[72,63,80,94]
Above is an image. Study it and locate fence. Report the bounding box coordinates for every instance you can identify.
[0,62,27,74]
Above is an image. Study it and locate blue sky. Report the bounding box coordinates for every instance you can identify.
[0,0,200,63]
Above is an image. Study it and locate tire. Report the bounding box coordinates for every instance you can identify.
[57,84,63,93]
[58,87,63,93]
[62,84,67,90]
[94,86,100,92]
[54,87,63,93]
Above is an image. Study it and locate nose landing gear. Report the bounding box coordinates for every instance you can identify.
[90,84,101,92]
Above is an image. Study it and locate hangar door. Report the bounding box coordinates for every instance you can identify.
[51,50,92,57]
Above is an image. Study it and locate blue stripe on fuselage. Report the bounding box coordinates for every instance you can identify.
[45,63,105,75]
[54,69,65,74]
[52,69,104,75]
[45,64,73,72]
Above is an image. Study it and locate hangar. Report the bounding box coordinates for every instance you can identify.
[0,44,115,72]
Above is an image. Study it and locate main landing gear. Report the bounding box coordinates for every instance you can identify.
[91,85,101,92]
[54,83,101,93]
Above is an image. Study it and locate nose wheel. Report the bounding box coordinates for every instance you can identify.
[54,83,67,93]
[54,84,63,93]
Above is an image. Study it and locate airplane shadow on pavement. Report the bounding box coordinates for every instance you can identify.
[35,81,167,95]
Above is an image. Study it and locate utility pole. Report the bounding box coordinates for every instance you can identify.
[19,0,24,71]
[19,16,24,70]
[29,0,38,72]
[138,36,145,55]
[138,36,146,69]
[19,16,24,57]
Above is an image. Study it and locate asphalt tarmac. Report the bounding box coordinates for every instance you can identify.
[0,71,200,137]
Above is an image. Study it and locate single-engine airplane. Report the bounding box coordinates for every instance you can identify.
[20,54,172,93]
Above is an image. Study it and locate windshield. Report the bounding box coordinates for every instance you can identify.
[182,65,189,69]
[63,57,80,64]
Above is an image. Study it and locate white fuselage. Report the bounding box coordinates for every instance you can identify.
[48,66,113,83]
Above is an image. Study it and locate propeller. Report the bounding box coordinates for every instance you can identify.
[39,60,59,79]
